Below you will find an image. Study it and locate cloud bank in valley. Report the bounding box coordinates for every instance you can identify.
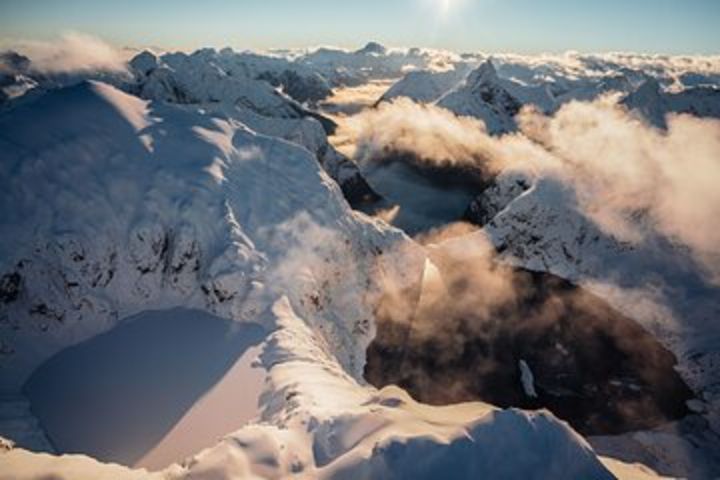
[344,97,720,280]
[0,32,128,74]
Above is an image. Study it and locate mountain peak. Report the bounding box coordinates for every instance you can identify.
[466,59,498,86]
[621,77,668,128]
[129,50,159,77]
[0,50,31,74]
[357,41,387,55]
[623,77,664,110]
[635,77,662,98]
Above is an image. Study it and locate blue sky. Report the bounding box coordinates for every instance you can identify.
[1,0,719,54]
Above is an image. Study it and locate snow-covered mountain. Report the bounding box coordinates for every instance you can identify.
[554,74,634,104]
[297,42,461,86]
[0,51,38,106]
[215,48,333,104]
[1,42,383,231]
[436,61,523,134]
[131,48,334,106]
[0,80,389,391]
[380,60,558,117]
[126,49,380,206]
[350,50,720,477]
[378,67,471,104]
[379,52,720,130]
[0,80,636,479]
[129,50,329,125]
[622,77,720,128]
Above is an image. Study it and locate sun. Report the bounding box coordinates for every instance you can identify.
[433,0,464,17]
[438,0,452,14]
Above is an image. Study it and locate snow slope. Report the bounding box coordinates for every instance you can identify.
[378,67,471,104]
[0,81,393,392]
[0,81,626,479]
[198,102,379,204]
[23,308,266,468]
[126,50,379,203]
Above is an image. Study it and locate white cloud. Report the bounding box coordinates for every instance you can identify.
[1,32,128,74]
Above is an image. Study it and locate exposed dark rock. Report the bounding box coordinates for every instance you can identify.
[256,69,331,104]
[464,176,531,226]
[0,272,21,304]
[0,51,31,75]
[356,42,387,56]
[341,173,383,208]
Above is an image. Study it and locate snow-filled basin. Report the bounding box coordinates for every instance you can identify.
[23,308,267,469]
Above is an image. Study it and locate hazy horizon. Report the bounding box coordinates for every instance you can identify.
[1,0,719,55]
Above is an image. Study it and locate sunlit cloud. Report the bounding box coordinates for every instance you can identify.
[343,97,720,282]
[0,32,129,74]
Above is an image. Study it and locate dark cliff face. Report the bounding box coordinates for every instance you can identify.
[256,69,332,105]
[463,176,531,227]
[366,263,694,436]
[340,172,384,208]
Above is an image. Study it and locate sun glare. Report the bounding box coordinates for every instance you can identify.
[432,0,465,18]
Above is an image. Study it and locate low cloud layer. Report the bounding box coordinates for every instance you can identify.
[344,97,720,280]
[321,79,396,118]
[519,101,720,264]
[484,51,720,90]
[342,98,494,167]
[1,32,128,74]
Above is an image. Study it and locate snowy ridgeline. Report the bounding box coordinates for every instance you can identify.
[0,81,652,479]
[0,42,461,110]
[379,58,720,135]
[4,42,720,130]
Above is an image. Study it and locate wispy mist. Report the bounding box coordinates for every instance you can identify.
[346,97,720,281]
